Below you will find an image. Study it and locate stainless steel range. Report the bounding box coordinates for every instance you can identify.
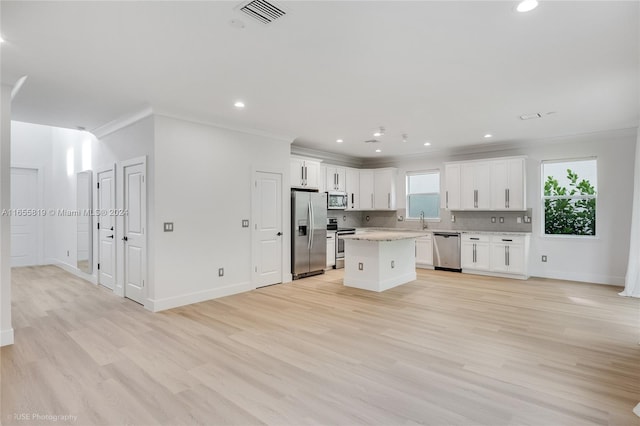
[326,218,355,269]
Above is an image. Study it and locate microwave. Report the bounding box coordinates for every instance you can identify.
[327,191,348,210]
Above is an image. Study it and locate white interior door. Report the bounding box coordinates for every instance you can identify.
[10,168,39,267]
[253,171,283,287]
[123,163,146,304]
[97,169,115,290]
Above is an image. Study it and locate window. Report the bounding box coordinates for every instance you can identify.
[406,170,440,219]
[542,158,597,236]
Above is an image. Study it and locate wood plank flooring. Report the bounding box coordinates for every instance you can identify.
[2,265,639,425]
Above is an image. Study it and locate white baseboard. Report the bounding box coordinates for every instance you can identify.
[49,259,97,285]
[534,270,625,286]
[1,328,14,346]
[146,281,253,312]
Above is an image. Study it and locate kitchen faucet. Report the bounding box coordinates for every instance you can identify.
[420,211,428,230]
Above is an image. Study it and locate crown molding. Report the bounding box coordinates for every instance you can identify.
[290,145,364,168]
[91,106,154,139]
[153,107,295,144]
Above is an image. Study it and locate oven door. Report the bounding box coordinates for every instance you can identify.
[335,231,354,268]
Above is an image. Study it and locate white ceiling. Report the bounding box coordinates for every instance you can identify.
[2,1,638,159]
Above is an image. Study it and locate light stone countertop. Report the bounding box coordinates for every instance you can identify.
[342,230,430,241]
[356,227,531,236]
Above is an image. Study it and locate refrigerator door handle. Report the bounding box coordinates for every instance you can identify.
[310,200,315,249]
[307,201,312,250]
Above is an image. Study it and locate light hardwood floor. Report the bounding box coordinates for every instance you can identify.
[2,265,639,425]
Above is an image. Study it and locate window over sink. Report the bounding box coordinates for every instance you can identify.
[406,170,440,220]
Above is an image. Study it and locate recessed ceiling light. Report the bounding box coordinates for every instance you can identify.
[234,101,245,109]
[336,139,343,143]
[484,134,493,138]
[516,0,538,13]
[375,149,382,153]
[424,142,431,146]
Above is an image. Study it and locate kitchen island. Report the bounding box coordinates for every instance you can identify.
[340,230,429,292]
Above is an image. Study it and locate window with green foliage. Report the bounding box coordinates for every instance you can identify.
[542,159,597,236]
[406,170,440,219]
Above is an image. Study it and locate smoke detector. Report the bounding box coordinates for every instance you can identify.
[236,0,286,25]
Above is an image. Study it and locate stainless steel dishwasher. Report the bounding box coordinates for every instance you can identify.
[433,232,461,272]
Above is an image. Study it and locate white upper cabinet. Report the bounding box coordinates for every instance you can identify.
[291,158,321,190]
[444,164,461,210]
[345,167,360,210]
[373,168,397,210]
[445,156,526,211]
[461,161,491,210]
[325,166,346,192]
[359,170,375,210]
[490,158,526,210]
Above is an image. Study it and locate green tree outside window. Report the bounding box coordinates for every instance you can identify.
[543,168,596,235]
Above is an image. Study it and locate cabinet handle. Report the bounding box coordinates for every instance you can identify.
[473,243,476,263]
[505,188,508,209]
[506,245,510,266]
[301,165,304,185]
[470,237,480,241]
[371,193,374,208]
[388,193,391,209]
[505,246,508,266]
[502,239,513,242]
[446,191,449,209]
[474,189,478,208]
[507,188,510,208]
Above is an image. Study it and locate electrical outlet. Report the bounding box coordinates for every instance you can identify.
[397,216,404,222]
[451,214,455,222]
[517,217,522,224]
[524,215,531,223]
[242,219,249,228]
[218,268,224,277]
[164,222,174,232]
[491,217,496,223]
[499,217,504,223]
[541,255,547,262]
[358,262,363,271]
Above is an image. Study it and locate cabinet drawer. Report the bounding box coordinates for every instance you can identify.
[462,234,490,243]
[490,235,525,245]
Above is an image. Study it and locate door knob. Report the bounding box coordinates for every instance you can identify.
[107,235,114,239]
[277,232,283,236]
[122,236,128,241]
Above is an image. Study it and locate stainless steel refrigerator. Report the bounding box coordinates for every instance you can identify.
[291,190,327,279]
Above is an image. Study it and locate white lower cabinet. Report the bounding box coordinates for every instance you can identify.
[461,234,490,271]
[326,232,336,268]
[462,233,529,279]
[490,235,526,275]
[415,235,433,268]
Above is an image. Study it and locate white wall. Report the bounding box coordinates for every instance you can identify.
[384,127,637,285]
[1,85,14,346]
[150,115,291,310]
[94,116,155,299]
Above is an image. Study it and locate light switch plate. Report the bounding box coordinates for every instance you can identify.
[517,217,522,224]
[164,222,174,232]
[218,268,224,276]
[524,215,531,223]
[491,217,496,223]
[242,219,249,228]
[358,262,363,270]
[499,217,504,223]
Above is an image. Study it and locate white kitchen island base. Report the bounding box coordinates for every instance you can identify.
[342,231,428,292]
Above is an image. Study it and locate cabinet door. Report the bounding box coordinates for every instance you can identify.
[326,237,335,268]
[507,158,525,210]
[416,237,433,266]
[475,243,490,270]
[461,162,490,209]
[359,170,374,210]
[444,164,461,210]
[335,167,346,192]
[374,169,396,210]
[490,243,509,273]
[461,242,476,269]
[490,158,525,210]
[505,244,524,274]
[320,165,328,193]
[345,168,360,210]
[290,159,304,187]
[304,161,320,190]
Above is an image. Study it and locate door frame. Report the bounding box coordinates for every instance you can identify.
[116,156,147,304]
[10,164,44,266]
[95,163,116,290]
[251,167,290,288]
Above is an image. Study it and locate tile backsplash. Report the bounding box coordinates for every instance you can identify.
[329,208,533,233]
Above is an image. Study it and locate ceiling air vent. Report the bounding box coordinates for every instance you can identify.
[238,0,286,24]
